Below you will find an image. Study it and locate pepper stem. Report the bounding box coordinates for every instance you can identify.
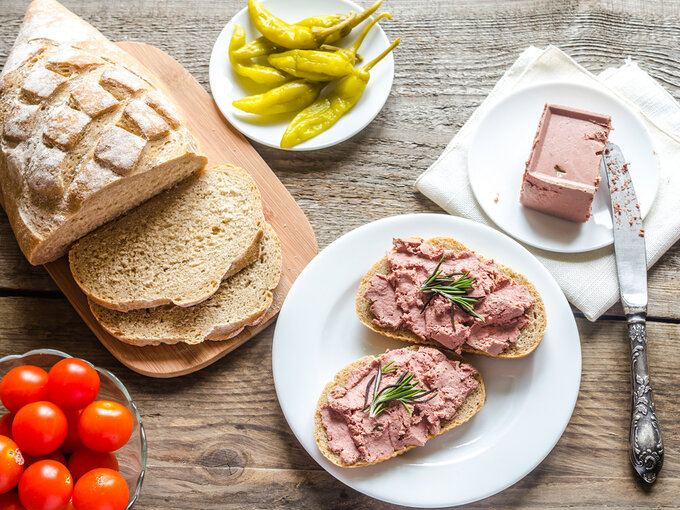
[362,37,401,72]
[349,13,392,54]
[350,0,384,29]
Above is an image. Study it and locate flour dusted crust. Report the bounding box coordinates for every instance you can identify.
[0,0,207,264]
[314,346,486,467]
[355,237,547,359]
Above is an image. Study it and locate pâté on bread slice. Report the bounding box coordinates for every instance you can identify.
[0,0,207,264]
[315,345,485,467]
[356,237,546,359]
[70,165,265,312]
[89,223,282,346]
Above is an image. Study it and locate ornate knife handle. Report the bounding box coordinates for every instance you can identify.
[627,313,664,483]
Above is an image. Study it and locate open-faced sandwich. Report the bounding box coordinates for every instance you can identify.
[356,237,546,358]
[315,346,484,467]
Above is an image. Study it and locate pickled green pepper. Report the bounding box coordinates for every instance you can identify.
[229,23,289,86]
[267,13,391,82]
[248,0,358,50]
[234,1,382,63]
[232,80,324,115]
[280,37,401,148]
[310,0,383,45]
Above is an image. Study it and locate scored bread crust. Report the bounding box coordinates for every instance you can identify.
[314,345,486,468]
[88,223,282,346]
[355,237,547,359]
[0,0,207,265]
[69,165,265,312]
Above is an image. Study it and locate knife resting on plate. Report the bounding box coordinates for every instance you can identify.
[602,142,664,484]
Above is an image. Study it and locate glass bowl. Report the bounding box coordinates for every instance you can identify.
[0,349,146,508]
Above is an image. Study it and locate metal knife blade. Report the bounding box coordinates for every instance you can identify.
[602,142,663,484]
[602,143,647,315]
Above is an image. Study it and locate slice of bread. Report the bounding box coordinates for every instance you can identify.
[314,345,485,467]
[356,237,546,359]
[89,223,282,346]
[69,164,265,311]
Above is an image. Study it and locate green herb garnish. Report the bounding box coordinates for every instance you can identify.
[362,364,438,418]
[419,255,485,329]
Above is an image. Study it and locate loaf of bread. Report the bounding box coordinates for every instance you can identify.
[69,165,265,311]
[88,223,282,346]
[356,237,547,359]
[0,0,207,264]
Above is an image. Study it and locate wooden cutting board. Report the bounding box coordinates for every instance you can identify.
[40,42,318,377]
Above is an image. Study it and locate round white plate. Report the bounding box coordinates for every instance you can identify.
[273,213,581,508]
[209,0,395,151]
[468,82,659,253]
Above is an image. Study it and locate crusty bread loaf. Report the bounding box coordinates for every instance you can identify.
[356,237,547,359]
[314,345,485,467]
[0,0,207,265]
[88,223,282,346]
[69,165,265,311]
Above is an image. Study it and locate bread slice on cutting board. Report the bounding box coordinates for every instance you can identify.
[88,223,282,346]
[315,345,485,467]
[355,237,547,359]
[0,0,207,264]
[69,164,265,312]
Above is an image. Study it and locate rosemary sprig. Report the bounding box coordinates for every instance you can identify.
[419,255,485,328]
[362,364,438,418]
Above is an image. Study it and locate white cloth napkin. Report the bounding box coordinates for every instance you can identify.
[415,45,680,321]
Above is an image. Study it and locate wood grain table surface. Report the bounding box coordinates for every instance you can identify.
[2,0,680,508]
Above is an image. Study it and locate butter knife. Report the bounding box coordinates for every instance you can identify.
[602,142,664,483]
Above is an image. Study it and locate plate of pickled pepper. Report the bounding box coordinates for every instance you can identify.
[209,0,398,150]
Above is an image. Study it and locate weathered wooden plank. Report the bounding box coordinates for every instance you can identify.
[0,296,679,508]
[0,211,57,291]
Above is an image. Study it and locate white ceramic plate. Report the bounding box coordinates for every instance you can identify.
[273,213,581,508]
[468,82,659,253]
[209,0,394,151]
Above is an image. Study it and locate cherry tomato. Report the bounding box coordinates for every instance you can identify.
[0,492,25,509]
[0,414,14,439]
[12,403,67,456]
[0,435,24,494]
[47,361,99,411]
[59,411,82,455]
[0,367,48,414]
[23,451,66,469]
[72,469,128,510]
[66,449,117,482]
[18,460,72,510]
[77,403,132,453]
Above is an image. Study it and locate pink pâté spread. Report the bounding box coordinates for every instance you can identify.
[319,347,479,465]
[365,238,534,355]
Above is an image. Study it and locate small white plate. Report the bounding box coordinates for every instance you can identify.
[468,82,659,253]
[209,0,394,151]
[273,213,581,508]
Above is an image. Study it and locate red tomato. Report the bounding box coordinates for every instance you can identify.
[18,460,72,510]
[47,361,99,411]
[66,449,117,482]
[0,435,24,494]
[0,492,25,509]
[59,411,82,455]
[76,403,132,453]
[12,403,67,456]
[0,414,14,439]
[0,367,48,414]
[23,451,66,469]
[72,469,127,510]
